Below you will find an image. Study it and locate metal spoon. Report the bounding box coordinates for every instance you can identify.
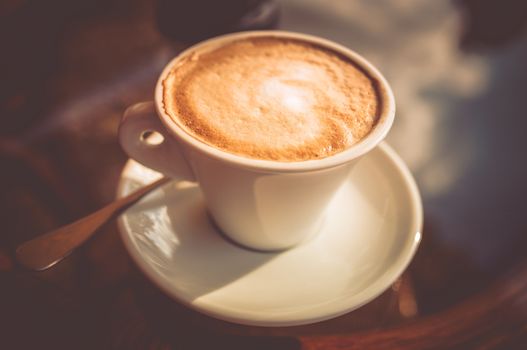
[16,177,170,271]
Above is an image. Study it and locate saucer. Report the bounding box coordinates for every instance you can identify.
[116,142,422,327]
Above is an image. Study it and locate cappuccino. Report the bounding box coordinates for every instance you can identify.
[162,36,381,161]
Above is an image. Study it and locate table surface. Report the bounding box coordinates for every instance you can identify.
[1,0,527,349]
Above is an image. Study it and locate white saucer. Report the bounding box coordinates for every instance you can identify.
[116,142,422,327]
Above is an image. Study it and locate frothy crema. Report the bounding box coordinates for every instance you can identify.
[162,36,381,161]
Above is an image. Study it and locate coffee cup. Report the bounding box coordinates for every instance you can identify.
[119,30,395,251]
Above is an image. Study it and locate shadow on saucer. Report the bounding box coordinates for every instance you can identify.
[130,269,301,350]
[125,180,278,301]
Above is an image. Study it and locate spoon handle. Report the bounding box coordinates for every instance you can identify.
[16,177,170,271]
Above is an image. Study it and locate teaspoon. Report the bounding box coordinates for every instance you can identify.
[16,177,170,271]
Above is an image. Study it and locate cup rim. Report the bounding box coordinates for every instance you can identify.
[154,30,395,173]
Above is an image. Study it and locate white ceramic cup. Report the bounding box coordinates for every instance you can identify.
[119,30,395,251]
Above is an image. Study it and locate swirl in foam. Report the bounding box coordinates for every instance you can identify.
[162,37,381,161]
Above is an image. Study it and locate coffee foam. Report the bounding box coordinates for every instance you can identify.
[162,37,381,161]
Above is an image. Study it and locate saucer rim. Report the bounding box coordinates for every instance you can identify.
[116,142,423,327]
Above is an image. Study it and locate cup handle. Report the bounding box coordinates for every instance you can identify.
[119,101,196,181]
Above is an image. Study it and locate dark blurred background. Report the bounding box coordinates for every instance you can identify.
[1,0,526,135]
[1,0,527,349]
